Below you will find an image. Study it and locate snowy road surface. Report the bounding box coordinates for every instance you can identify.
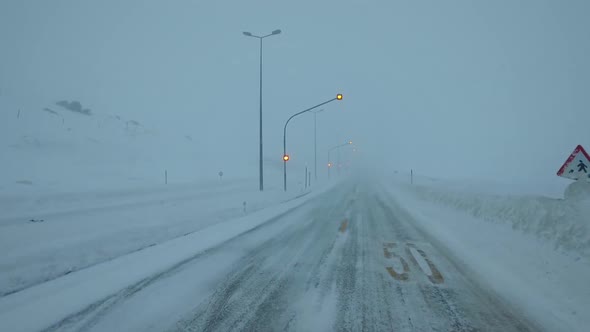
[0,180,297,296]
[0,180,545,332]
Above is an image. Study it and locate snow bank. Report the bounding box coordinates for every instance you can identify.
[395,179,590,260]
[564,180,590,201]
[384,177,590,331]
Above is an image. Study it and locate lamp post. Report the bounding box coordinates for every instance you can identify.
[313,109,325,185]
[328,141,353,179]
[283,94,343,191]
[243,29,282,192]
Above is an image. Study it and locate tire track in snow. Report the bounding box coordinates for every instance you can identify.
[172,185,357,331]
[41,188,335,332]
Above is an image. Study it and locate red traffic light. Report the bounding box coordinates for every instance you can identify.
[283,154,290,162]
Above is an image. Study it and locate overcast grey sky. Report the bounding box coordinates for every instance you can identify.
[1,0,589,183]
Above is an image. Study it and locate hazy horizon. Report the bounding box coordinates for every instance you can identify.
[2,0,589,188]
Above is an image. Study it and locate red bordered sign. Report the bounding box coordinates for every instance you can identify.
[557,145,590,181]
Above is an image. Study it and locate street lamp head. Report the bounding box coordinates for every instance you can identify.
[336,94,343,100]
[328,163,332,168]
[243,32,253,36]
[272,29,282,35]
[283,154,290,162]
[348,140,353,145]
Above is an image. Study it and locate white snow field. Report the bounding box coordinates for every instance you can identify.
[385,173,590,331]
[1,93,329,331]
[0,183,331,332]
[0,170,588,331]
[0,94,283,195]
[0,94,308,297]
[2,96,589,331]
[0,179,314,297]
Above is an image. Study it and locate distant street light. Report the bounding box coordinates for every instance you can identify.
[243,28,282,191]
[283,94,343,191]
[328,141,353,179]
[313,109,324,185]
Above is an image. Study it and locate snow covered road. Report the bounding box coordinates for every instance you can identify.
[167,182,536,332]
[2,180,546,331]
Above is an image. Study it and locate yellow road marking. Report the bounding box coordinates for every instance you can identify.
[339,220,348,233]
[406,243,444,284]
[383,242,444,284]
[384,243,410,280]
[386,262,410,281]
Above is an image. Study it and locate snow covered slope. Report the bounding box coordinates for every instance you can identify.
[0,94,287,195]
[2,95,168,192]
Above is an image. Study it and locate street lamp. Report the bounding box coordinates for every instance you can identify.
[283,94,343,191]
[313,109,324,185]
[328,141,353,179]
[243,28,282,191]
[302,106,336,186]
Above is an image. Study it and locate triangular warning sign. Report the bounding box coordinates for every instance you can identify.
[557,145,590,181]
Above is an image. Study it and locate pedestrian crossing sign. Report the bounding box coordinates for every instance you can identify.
[557,145,590,181]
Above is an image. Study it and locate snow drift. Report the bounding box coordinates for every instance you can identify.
[396,179,590,260]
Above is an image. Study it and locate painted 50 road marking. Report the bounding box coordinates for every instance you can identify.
[383,242,444,284]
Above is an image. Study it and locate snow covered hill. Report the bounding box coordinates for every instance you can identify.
[1,95,194,193]
[0,94,290,196]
